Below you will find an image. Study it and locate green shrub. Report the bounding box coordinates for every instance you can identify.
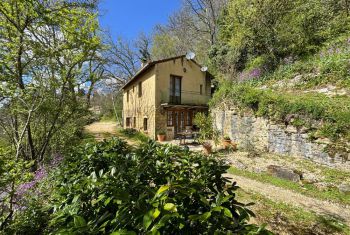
[40,138,269,234]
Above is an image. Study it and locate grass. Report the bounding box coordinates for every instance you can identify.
[118,128,150,143]
[229,167,350,205]
[237,189,350,234]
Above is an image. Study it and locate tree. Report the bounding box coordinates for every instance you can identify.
[136,32,152,64]
[0,0,102,164]
[151,0,228,63]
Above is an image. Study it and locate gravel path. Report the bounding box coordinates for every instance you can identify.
[224,173,350,226]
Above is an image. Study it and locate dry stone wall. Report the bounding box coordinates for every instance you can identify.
[213,109,349,167]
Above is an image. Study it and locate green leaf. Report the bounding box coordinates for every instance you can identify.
[143,210,153,229]
[110,230,136,235]
[212,206,223,212]
[223,208,233,218]
[104,197,112,206]
[200,195,210,206]
[164,203,177,212]
[72,195,80,203]
[199,212,211,222]
[153,208,161,219]
[156,185,169,196]
[73,215,86,227]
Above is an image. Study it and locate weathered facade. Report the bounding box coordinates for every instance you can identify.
[122,55,212,140]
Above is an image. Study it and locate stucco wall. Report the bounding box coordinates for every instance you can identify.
[123,67,157,139]
[213,109,350,166]
[155,58,211,106]
[154,58,211,138]
[123,57,212,140]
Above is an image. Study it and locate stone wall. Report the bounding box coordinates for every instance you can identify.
[213,109,350,166]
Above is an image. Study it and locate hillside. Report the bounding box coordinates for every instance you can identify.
[211,36,350,160]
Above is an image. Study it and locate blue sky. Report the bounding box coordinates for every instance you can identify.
[98,0,181,40]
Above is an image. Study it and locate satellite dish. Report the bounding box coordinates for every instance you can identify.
[186,51,196,60]
[201,66,208,72]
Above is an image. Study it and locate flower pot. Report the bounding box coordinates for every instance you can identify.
[202,143,212,155]
[222,139,232,149]
[157,134,166,142]
[231,142,237,151]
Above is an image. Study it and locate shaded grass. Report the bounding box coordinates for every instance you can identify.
[118,128,150,143]
[237,189,350,234]
[229,167,350,205]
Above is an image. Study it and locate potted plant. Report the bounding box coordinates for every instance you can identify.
[194,113,219,155]
[202,142,212,155]
[157,130,166,142]
[222,135,231,149]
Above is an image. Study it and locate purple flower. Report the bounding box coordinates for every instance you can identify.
[34,167,47,181]
[249,68,262,78]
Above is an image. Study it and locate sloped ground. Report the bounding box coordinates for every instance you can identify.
[84,121,118,141]
[224,173,350,226]
[84,121,350,233]
[84,121,141,146]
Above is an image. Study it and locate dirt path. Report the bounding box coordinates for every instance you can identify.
[84,121,118,141]
[224,173,350,226]
[84,121,138,145]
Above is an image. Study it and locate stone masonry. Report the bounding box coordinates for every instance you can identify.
[213,109,350,166]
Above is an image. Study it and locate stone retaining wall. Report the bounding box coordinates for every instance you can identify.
[213,109,349,166]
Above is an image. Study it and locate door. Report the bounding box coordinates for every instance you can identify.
[174,111,185,136]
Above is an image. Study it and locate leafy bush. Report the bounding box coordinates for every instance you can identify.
[212,0,350,77]
[194,113,220,145]
[30,138,269,234]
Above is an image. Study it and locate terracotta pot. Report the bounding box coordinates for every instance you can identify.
[157,134,166,142]
[231,142,237,151]
[202,143,212,155]
[222,139,231,149]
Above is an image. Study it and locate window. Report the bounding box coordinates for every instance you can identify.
[127,90,129,102]
[143,118,148,131]
[169,75,181,104]
[138,82,142,97]
[126,117,131,127]
[200,84,203,95]
[167,111,173,126]
[133,117,136,128]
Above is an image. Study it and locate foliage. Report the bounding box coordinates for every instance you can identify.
[260,36,350,89]
[194,113,220,146]
[151,0,228,64]
[211,0,350,76]
[156,129,166,135]
[0,148,34,230]
[10,138,270,234]
[0,0,102,164]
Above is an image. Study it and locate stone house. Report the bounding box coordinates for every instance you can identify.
[122,55,213,140]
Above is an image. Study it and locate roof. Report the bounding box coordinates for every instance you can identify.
[121,55,210,90]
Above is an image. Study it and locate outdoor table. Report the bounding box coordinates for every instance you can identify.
[177,131,199,145]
